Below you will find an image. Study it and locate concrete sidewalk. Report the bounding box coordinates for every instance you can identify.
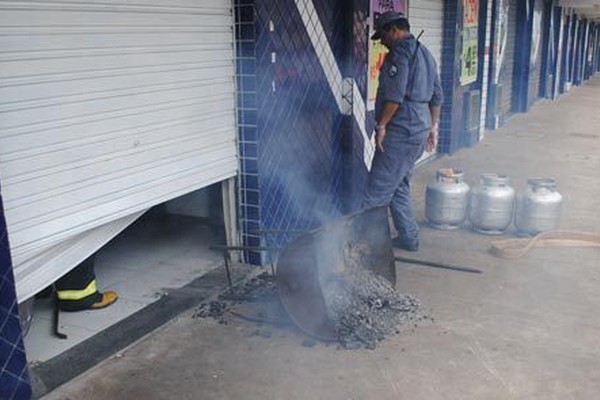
[43,78,600,400]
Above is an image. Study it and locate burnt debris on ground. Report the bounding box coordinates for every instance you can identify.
[323,266,429,350]
[192,272,282,326]
[220,272,278,303]
[192,301,229,322]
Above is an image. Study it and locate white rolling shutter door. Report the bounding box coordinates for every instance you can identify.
[410,0,444,71]
[0,0,238,301]
[410,0,443,162]
[500,0,518,118]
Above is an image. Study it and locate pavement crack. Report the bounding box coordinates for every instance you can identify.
[468,339,515,400]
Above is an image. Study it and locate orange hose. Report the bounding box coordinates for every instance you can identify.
[490,231,600,259]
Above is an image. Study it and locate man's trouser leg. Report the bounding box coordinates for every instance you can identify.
[390,173,419,246]
[363,129,427,243]
[55,256,101,311]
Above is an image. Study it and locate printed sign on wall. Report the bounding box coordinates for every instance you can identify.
[461,0,479,85]
[367,0,407,110]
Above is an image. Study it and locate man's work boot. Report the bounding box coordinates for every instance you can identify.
[90,290,119,310]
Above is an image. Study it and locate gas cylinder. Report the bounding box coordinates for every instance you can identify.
[469,173,516,235]
[425,169,470,230]
[515,178,562,236]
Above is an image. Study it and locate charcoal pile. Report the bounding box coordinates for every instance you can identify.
[318,240,430,350]
[192,301,228,320]
[325,267,426,350]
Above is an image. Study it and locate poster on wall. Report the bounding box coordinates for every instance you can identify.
[460,0,479,85]
[367,0,407,110]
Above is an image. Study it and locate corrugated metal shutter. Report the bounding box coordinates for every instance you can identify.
[553,7,564,98]
[582,21,590,81]
[0,0,237,301]
[569,15,579,85]
[410,0,443,162]
[528,0,544,106]
[500,0,518,118]
[410,0,443,72]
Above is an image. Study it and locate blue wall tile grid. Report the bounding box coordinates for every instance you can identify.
[236,0,347,263]
[0,185,32,399]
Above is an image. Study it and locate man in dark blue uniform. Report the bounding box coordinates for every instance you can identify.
[364,11,443,251]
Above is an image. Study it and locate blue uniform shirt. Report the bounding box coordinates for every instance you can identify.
[375,34,443,135]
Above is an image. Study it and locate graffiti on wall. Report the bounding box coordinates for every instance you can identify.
[367,0,406,110]
[461,0,479,85]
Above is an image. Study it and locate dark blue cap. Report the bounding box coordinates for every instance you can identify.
[371,11,407,40]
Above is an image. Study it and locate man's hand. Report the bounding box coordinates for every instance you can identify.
[375,102,399,152]
[426,123,438,153]
[375,125,387,152]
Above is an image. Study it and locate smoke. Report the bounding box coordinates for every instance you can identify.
[259,121,344,250]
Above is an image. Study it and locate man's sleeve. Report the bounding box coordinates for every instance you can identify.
[430,59,443,106]
[380,44,410,104]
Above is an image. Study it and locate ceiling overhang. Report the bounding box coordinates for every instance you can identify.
[558,0,600,22]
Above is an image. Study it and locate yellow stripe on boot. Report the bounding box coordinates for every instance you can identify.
[56,279,98,301]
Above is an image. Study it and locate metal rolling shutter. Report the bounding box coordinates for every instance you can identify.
[553,8,565,97]
[409,0,443,71]
[410,0,443,162]
[500,0,518,118]
[0,0,237,301]
[528,0,544,106]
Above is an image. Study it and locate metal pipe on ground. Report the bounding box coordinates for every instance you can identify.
[394,256,482,274]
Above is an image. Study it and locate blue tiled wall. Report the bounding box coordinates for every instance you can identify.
[235,0,261,264]
[0,184,31,398]
[236,0,348,263]
[440,0,461,153]
[440,0,490,152]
